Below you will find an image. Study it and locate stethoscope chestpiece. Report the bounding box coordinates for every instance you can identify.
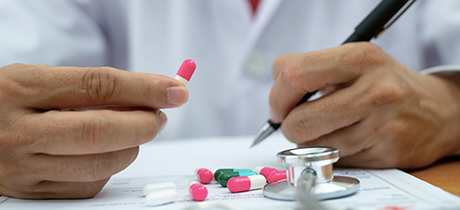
[278,147,339,185]
[263,147,360,202]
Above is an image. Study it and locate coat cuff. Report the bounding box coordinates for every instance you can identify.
[419,65,460,76]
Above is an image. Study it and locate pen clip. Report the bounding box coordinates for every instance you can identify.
[374,0,417,39]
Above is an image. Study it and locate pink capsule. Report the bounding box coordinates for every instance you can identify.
[227,175,266,193]
[188,181,208,201]
[195,167,213,184]
[268,170,287,183]
[175,59,196,85]
[253,166,278,180]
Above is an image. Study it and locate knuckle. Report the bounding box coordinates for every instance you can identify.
[3,63,32,73]
[76,67,120,104]
[80,114,111,150]
[281,61,305,90]
[340,43,387,68]
[366,82,404,107]
[0,64,33,98]
[272,55,290,78]
[387,120,409,140]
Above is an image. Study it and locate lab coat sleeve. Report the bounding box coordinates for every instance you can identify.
[419,0,460,68]
[0,0,108,67]
[420,65,460,76]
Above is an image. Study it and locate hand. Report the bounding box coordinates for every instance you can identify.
[269,43,460,169]
[0,63,188,199]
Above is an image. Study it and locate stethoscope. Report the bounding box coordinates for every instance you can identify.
[263,147,360,209]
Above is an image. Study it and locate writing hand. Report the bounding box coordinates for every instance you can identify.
[269,43,460,169]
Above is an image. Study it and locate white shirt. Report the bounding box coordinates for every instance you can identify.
[1,0,460,140]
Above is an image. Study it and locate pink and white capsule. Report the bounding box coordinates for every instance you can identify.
[188,181,208,201]
[175,59,196,85]
[227,175,266,193]
[195,167,213,184]
[253,166,278,180]
[268,171,287,183]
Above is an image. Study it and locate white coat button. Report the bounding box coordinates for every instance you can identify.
[245,53,266,77]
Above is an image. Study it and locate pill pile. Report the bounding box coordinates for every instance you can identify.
[142,166,287,206]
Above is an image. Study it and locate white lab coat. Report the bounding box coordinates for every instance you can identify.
[1,0,460,140]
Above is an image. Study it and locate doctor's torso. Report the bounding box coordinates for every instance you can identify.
[0,0,457,140]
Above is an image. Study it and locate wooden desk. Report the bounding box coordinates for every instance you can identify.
[407,155,460,197]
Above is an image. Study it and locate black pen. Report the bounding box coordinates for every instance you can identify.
[251,0,416,148]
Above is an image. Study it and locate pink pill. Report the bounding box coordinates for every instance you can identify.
[227,175,266,193]
[195,167,213,184]
[253,166,278,180]
[268,170,287,183]
[175,59,196,85]
[188,181,208,201]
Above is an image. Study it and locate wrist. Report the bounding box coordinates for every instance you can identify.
[429,73,460,157]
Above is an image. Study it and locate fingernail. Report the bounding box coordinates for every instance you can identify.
[167,86,187,105]
[158,111,168,132]
[269,109,283,123]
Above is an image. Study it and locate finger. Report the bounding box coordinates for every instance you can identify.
[295,120,370,157]
[281,81,369,145]
[25,109,165,155]
[27,147,138,183]
[5,179,110,199]
[269,43,386,123]
[3,64,188,109]
[272,54,295,80]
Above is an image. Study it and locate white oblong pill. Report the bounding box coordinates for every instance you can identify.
[142,182,176,196]
[146,189,178,206]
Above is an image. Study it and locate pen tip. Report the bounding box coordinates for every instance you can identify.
[250,122,277,149]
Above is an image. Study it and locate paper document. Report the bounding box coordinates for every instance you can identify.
[1,134,459,209]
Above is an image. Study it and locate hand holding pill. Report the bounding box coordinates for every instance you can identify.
[0,61,194,199]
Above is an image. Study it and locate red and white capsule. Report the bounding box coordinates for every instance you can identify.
[268,170,287,183]
[253,166,278,180]
[227,175,266,193]
[175,59,196,85]
[188,181,208,201]
[195,167,213,184]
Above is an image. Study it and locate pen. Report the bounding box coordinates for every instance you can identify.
[251,0,416,148]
